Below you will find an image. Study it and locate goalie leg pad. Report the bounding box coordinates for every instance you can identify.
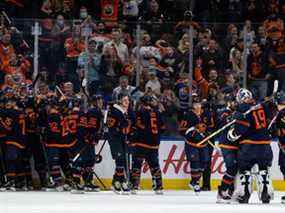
[256,170,274,203]
[236,170,253,203]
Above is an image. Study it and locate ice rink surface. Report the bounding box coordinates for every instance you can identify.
[0,190,284,213]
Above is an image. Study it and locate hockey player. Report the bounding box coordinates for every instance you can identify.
[130,95,165,194]
[82,94,104,191]
[227,88,274,203]
[200,101,215,191]
[24,96,48,190]
[216,97,238,203]
[179,101,210,194]
[107,93,131,194]
[0,93,7,188]
[273,92,285,203]
[45,97,66,191]
[1,97,26,191]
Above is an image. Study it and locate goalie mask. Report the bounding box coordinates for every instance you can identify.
[236,88,253,104]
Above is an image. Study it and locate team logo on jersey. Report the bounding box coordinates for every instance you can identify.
[178,87,189,100]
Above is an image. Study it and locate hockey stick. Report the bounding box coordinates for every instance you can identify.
[55,86,66,99]
[0,143,7,184]
[39,130,54,185]
[124,139,131,185]
[94,139,107,164]
[1,11,30,49]
[95,107,109,163]
[72,144,89,163]
[92,171,107,190]
[197,80,279,146]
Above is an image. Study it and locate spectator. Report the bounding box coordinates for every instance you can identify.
[145,70,161,96]
[112,75,136,101]
[255,25,267,48]
[64,25,85,92]
[268,32,285,92]
[225,24,239,52]
[247,42,269,100]
[0,33,15,77]
[263,13,284,40]
[142,0,165,42]
[3,53,31,79]
[244,0,265,22]
[103,28,129,79]
[175,10,200,41]
[230,48,243,81]
[200,39,224,78]
[79,6,96,32]
[41,0,74,18]
[229,37,244,68]
[78,39,105,96]
[51,14,70,77]
[240,20,255,44]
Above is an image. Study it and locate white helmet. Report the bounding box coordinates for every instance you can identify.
[236,88,253,104]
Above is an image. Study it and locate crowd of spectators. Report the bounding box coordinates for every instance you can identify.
[1,0,285,136]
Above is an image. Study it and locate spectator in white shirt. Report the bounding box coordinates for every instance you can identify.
[112,75,136,101]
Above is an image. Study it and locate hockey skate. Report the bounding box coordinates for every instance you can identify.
[282,195,285,204]
[70,183,85,194]
[112,181,122,195]
[189,180,200,195]
[130,186,138,195]
[216,186,232,204]
[0,180,16,192]
[153,186,163,195]
[153,180,163,195]
[121,182,131,195]
[84,182,100,192]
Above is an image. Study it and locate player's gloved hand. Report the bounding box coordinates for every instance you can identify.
[275,91,285,105]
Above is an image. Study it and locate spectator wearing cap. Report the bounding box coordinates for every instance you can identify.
[175,10,200,41]
[78,39,104,96]
[247,42,269,100]
[112,76,136,101]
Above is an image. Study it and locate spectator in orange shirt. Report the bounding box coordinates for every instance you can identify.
[64,25,85,92]
[3,53,31,78]
[0,33,15,74]
[64,25,85,60]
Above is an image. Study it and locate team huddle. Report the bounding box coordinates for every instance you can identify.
[0,80,285,204]
[178,86,285,204]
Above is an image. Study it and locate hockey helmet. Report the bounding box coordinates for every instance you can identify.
[236,88,253,104]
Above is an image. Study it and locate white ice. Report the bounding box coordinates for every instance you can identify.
[0,190,284,213]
